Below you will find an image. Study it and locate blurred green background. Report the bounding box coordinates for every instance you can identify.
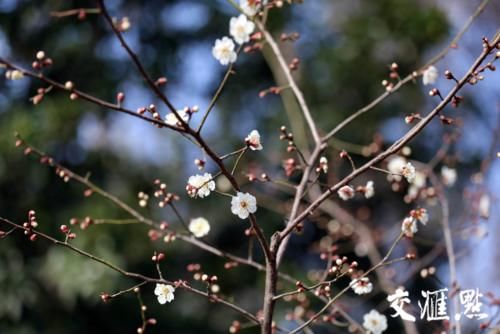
[0,0,498,333]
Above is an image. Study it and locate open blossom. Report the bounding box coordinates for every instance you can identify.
[240,0,266,16]
[189,217,210,238]
[212,36,237,66]
[401,216,418,237]
[338,185,355,201]
[364,181,375,199]
[478,193,490,218]
[441,166,457,187]
[411,207,428,225]
[363,309,388,334]
[229,14,255,45]
[186,173,215,198]
[387,156,406,182]
[165,109,189,126]
[231,192,257,219]
[422,65,438,85]
[408,171,426,199]
[350,277,373,295]
[245,130,263,150]
[154,283,175,304]
[401,162,416,183]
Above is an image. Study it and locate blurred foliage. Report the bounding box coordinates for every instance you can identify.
[0,0,496,333]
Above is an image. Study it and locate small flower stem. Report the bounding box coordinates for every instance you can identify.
[169,203,191,235]
[231,148,248,175]
[197,47,242,134]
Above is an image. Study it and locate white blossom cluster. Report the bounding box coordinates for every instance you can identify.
[212,1,263,65]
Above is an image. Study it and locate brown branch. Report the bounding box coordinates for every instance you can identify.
[289,234,405,334]
[0,216,260,325]
[96,0,187,128]
[257,21,321,145]
[322,0,493,143]
[0,58,182,131]
[279,33,499,240]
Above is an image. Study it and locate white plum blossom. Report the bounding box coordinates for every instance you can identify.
[422,65,438,85]
[441,166,457,187]
[186,173,216,198]
[212,37,237,66]
[401,162,416,183]
[154,283,175,304]
[165,109,189,126]
[363,309,388,334]
[240,0,266,17]
[412,208,428,225]
[408,171,427,199]
[338,185,355,201]
[364,181,375,199]
[350,277,373,295]
[478,193,490,218]
[231,192,257,219]
[387,156,406,182]
[6,70,24,80]
[229,14,255,45]
[245,130,263,150]
[401,216,418,238]
[189,217,210,238]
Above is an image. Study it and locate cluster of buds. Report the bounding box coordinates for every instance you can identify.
[282,158,297,177]
[151,251,165,262]
[381,62,400,91]
[59,223,77,240]
[279,125,299,153]
[243,32,264,53]
[258,86,283,98]
[229,320,241,333]
[137,319,157,334]
[153,179,179,208]
[194,158,205,170]
[69,216,94,230]
[30,86,52,105]
[289,57,300,71]
[112,16,131,32]
[100,292,111,303]
[245,172,269,183]
[137,104,162,122]
[420,266,436,278]
[451,95,463,108]
[148,229,162,241]
[190,266,219,296]
[295,280,306,293]
[280,32,300,42]
[163,231,176,243]
[314,284,331,298]
[55,167,71,183]
[138,191,149,208]
[328,255,356,276]
[31,51,53,70]
[316,156,328,174]
[404,113,422,124]
[409,207,429,225]
[439,114,454,125]
[22,210,39,241]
